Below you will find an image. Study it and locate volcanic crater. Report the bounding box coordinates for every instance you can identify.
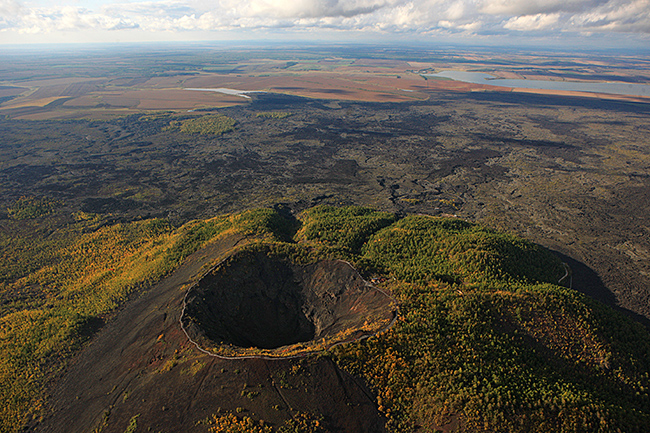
[181,247,396,357]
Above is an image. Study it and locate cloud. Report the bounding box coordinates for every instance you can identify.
[480,0,608,16]
[504,13,560,31]
[0,0,22,29]
[222,0,398,19]
[103,1,195,19]
[570,0,650,32]
[16,6,138,33]
[0,0,21,15]
[1,0,649,38]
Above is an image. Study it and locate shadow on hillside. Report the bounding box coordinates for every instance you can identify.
[457,91,650,114]
[273,203,301,242]
[553,251,650,329]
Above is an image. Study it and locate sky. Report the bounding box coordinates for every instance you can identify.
[1,0,649,47]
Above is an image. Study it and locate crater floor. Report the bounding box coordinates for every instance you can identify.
[181,247,397,358]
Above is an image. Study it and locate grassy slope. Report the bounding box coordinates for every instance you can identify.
[1,204,649,432]
[165,114,237,135]
[299,206,650,432]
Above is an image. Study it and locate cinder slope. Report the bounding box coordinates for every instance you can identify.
[35,234,387,433]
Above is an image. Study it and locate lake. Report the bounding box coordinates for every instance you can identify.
[429,71,650,98]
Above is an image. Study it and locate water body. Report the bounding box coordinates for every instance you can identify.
[185,87,265,99]
[429,71,650,98]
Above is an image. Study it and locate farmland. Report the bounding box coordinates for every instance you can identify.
[2,46,649,121]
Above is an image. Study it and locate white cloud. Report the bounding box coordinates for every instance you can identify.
[0,0,22,29]
[1,0,649,39]
[0,0,22,15]
[15,6,138,33]
[444,1,466,20]
[102,1,195,18]
[480,0,607,16]
[504,13,560,31]
[221,0,399,19]
[571,0,650,32]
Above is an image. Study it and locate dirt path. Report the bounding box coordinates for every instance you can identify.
[558,262,572,288]
[34,234,247,433]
